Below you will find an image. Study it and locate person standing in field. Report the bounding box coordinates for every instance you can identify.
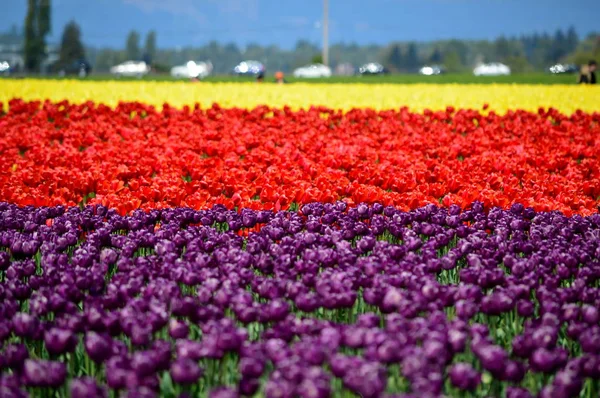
[579,60,597,84]
[275,71,286,84]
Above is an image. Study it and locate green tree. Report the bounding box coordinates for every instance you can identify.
[311,54,323,64]
[566,26,579,53]
[143,30,156,64]
[568,34,600,67]
[24,0,51,72]
[38,0,51,40]
[405,42,419,70]
[386,44,403,72]
[445,39,469,65]
[94,49,124,72]
[58,21,84,68]
[551,29,568,62]
[443,50,463,73]
[126,31,140,60]
[429,47,442,64]
[24,0,38,71]
[494,36,511,61]
[504,55,532,73]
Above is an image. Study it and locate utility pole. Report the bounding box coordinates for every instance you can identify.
[322,0,329,66]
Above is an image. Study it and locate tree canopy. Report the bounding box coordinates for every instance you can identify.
[58,21,85,68]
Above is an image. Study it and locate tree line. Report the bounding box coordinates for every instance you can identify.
[85,27,600,74]
[13,0,600,74]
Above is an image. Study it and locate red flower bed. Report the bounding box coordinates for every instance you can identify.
[1,99,599,215]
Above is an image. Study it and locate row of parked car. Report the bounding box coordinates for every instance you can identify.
[0,59,582,78]
[111,60,510,78]
[225,61,512,78]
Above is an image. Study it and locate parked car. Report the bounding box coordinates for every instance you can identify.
[358,62,388,76]
[57,59,92,77]
[548,64,578,74]
[0,60,11,75]
[171,61,213,79]
[293,63,332,78]
[233,60,265,76]
[419,65,445,76]
[110,61,150,78]
[473,63,511,76]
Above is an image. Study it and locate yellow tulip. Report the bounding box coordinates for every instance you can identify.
[0,79,598,114]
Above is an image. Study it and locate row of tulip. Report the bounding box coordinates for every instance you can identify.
[1,202,600,397]
[1,80,599,114]
[1,99,599,215]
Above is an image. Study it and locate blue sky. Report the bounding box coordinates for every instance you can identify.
[1,0,597,48]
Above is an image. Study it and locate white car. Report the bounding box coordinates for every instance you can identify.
[358,62,387,75]
[293,64,332,78]
[419,65,444,76]
[110,61,150,78]
[233,60,265,76]
[171,61,213,79]
[473,63,511,76]
[0,61,10,75]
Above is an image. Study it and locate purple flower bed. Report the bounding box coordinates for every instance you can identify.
[0,201,600,397]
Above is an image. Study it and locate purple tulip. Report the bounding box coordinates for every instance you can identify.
[581,305,599,324]
[131,351,157,378]
[474,344,507,376]
[4,344,29,370]
[44,328,77,356]
[85,332,112,363]
[70,377,107,398]
[0,251,10,271]
[516,300,535,317]
[1,202,600,396]
[342,362,387,398]
[209,387,240,398]
[502,360,526,382]
[264,376,295,398]
[239,357,265,378]
[125,386,158,398]
[23,359,66,388]
[506,387,533,398]
[329,353,354,378]
[449,363,481,391]
[455,300,478,320]
[552,369,583,397]
[106,366,129,390]
[530,348,560,373]
[168,319,189,340]
[12,313,39,339]
[238,377,260,396]
[170,358,203,385]
[296,376,331,398]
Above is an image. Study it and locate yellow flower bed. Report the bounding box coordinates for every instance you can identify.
[1,79,598,113]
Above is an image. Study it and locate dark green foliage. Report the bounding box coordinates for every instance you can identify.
[58,21,85,68]
[125,30,141,61]
[24,0,51,72]
[143,30,157,64]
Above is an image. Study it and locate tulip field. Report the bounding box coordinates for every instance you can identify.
[1,80,600,398]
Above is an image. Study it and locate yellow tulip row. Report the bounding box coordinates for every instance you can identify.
[1,79,598,114]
